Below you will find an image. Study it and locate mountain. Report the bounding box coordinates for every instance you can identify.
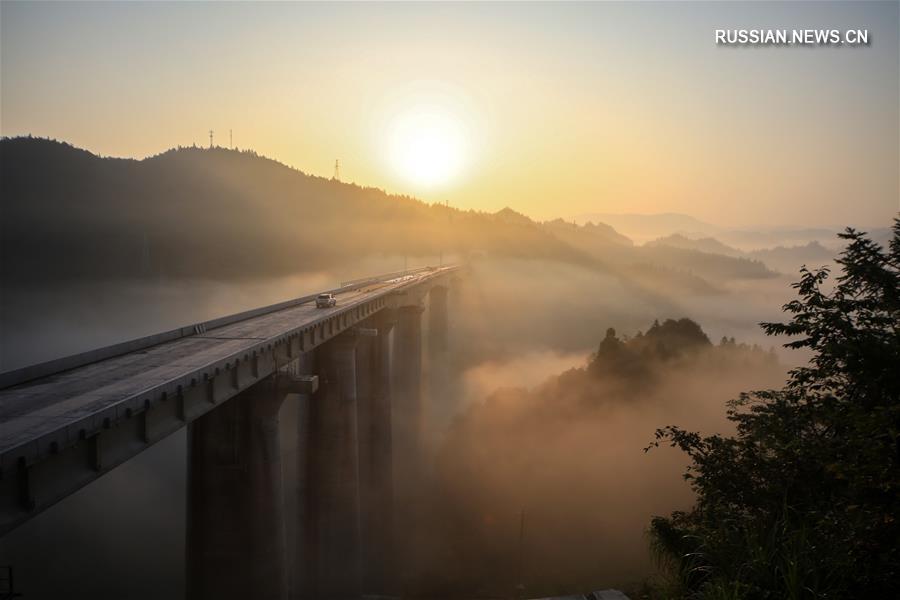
[0,137,780,290]
[717,228,840,252]
[542,218,633,250]
[639,233,861,276]
[0,137,585,281]
[747,241,836,274]
[582,221,634,246]
[492,206,537,227]
[645,235,841,275]
[645,234,744,257]
[541,218,773,284]
[573,212,720,243]
[572,211,854,254]
[632,245,775,281]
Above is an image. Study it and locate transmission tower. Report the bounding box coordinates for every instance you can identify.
[208,130,214,148]
[333,159,341,181]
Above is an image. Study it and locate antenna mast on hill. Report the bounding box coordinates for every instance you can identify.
[333,159,341,182]
[208,130,214,148]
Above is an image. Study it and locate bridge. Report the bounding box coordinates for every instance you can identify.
[0,265,459,599]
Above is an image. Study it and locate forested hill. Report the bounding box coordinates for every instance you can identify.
[1,137,588,281]
[1,137,774,285]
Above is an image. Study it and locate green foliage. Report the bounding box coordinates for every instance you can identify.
[588,318,714,383]
[645,221,900,598]
[640,318,712,359]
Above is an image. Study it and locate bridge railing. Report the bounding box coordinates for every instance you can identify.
[339,266,435,288]
[0,265,456,389]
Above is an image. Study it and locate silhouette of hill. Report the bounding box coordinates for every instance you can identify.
[645,233,744,257]
[635,245,774,281]
[0,137,585,281]
[573,212,719,242]
[0,137,777,287]
[492,206,537,227]
[747,241,836,273]
[646,234,850,276]
[716,227,840,252]
[542,219,774,283]
[573,211,852,256]
[543,218,633,248]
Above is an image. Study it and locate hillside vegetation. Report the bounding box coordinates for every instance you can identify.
[1,138,582,281]
[420,317,783,596]
[645,223,900,598]
[2,138,777,288]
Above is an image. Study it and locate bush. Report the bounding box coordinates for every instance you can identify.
[645,220,900,599]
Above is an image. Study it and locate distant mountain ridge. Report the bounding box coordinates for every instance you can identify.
[542,216,775,283]
[747,241,836,273]
[0,137,789,289]
[1,137,586,281]
[642,233,839,274]
[645,234,744,257]
[575,212,719,243]
[574,211,852,254]
[543,218,633,248]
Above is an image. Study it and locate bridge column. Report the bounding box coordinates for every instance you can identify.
[286,351,316,600]
[392,304,425,586]
[425,285,452,429]
[428,285,449,358]
[357,310,396,594]
[308,333,362,600]
[187,376,289,600]
[393,304,424,473]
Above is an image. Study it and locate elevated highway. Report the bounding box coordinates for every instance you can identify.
[0,265,459,599]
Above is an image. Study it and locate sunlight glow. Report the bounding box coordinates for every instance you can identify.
[387,108,468,188]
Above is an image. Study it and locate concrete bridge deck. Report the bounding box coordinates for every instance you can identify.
[0,265,457,535]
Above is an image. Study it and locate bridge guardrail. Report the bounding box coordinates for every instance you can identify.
[0,265,456,389]
[339,266,434,288]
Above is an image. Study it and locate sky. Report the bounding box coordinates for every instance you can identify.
[1,1,898,228]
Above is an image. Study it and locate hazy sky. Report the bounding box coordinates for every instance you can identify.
[2,1,897,227]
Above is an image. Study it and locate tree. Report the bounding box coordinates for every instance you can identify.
[637,318,711,360]
[646,220,900,599]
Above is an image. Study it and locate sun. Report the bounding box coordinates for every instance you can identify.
[386,108,468,188]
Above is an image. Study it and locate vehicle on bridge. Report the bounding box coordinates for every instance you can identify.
[315,293,337,308]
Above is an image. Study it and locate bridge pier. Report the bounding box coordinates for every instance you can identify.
[308,333,362,600]
[357,310,396,594]
[393,305,424,474]
[0,266,462,598]
[285,352,316,600]
[186,376,289,600]
[428,285,449,358]
[426,284,453,430]
[391,304,425,586]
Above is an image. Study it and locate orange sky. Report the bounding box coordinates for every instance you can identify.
[1,1,897,227]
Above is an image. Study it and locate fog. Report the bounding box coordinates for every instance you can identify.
[419,356,784,595]
[0,255,799,598]
[0,255,429,598]
[0,255,442,371]
[441,258,798,368]
[408,259,788,596]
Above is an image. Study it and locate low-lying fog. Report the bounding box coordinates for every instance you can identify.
[0,255,805,598]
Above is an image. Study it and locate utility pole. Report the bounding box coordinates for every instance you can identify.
[208,130,214,148]
[333,159,341,182]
